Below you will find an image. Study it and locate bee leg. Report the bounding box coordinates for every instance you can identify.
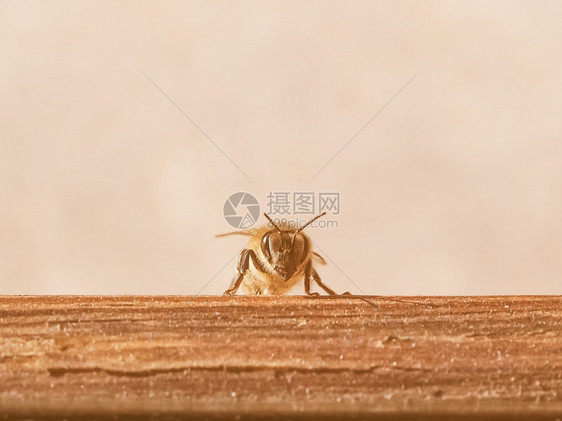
[224,249,265,295]
[304,261,319,296]
[224,249,252,296]
[311,268,340,295]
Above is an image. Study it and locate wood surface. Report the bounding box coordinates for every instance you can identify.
[0,295,561,420]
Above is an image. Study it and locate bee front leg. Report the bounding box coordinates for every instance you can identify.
[224,249,260,296]
[224,249,251,295]
[304,261,319,296]
[311,268,339,296]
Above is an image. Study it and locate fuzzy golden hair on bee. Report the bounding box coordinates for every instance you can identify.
[216,212,339,296]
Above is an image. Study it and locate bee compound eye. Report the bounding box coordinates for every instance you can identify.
[298,235,309,263]
[261,232,272,260]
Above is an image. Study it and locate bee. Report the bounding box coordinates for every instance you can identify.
[217,212,346,295]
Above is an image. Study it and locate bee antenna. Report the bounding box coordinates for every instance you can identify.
[296,212,327,233]
[264,213,281,232]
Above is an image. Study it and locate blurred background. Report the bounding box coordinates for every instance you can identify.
[1,1,561,295]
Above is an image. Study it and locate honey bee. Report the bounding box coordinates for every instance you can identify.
[217,212,346,295]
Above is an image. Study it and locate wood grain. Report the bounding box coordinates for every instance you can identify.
[0,295,561,420]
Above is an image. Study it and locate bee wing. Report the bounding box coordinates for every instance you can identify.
[312,251,327,265]
[215,228,258,238]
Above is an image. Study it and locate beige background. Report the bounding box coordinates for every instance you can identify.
[1,1,561,295]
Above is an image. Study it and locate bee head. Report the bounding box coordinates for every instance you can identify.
[261,212,326,281]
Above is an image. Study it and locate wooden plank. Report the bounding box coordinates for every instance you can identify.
[0,295,561,420]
